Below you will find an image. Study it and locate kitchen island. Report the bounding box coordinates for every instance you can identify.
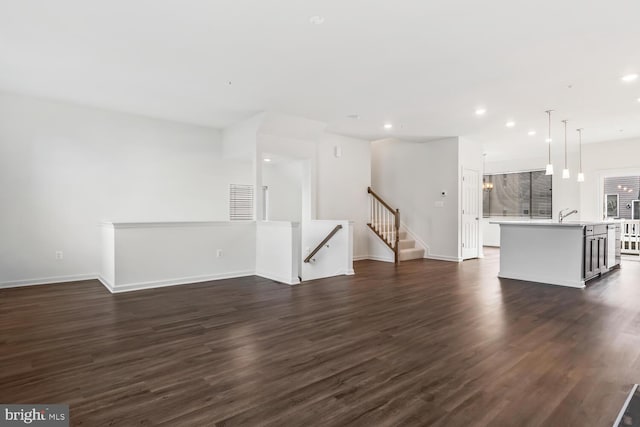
[492,221,621,288]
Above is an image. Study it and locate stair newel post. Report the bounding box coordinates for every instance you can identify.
[394,208,400,264]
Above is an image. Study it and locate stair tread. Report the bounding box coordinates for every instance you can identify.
[398,239,416,250]
[399,247,425,261]
[400,247,424,253]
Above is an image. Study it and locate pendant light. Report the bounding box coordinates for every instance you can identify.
[545,110,554,175]
[561,119,570,179]
[577,128,585,182]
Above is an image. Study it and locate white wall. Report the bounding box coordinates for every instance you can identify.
[262,160,303,222]
[371,137,460,260]
[302,220,354,280]
[222,112,262,160]
[101,222,256,292]
[257,132,318,222]
[255,112,372,260]
[580,137,640,221]
[255,221,300,285]
[0,92,252,286]
[316,133,371,260]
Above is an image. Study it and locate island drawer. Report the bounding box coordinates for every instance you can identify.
[585,226,594,236]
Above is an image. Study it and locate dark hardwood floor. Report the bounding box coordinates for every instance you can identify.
[2,248,639,426]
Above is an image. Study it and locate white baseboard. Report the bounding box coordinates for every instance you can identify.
[256,271,301,285]
[105,270,255,293]
[353,255,369,261]
[0,274,99,289]
[424,254,463,262]
[364,255,394,263]
[98,275,115,293]
[498,270,585,288]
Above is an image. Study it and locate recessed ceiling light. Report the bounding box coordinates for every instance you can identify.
[384,123,393,130]
[475,108,486,116]
[505,121,515,128]
[263,158,272,162]
[637,97,640,103]
[309,15,325,25]
[621,73,638,82]
[528,130,536,136]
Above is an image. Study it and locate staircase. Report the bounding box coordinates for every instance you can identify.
[397,230,425,261]
[367,187,425,263]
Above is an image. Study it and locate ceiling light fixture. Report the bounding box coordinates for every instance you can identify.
[577,128,584,182]
[545,110,554,175]
[621,73,638,82]
[383,123,393,130]
[309,15,325,25]
[475,108,486,116]
[505,121,515,128]
[561,120,570,179]
[263,158,272,163]
[528,130,536,136]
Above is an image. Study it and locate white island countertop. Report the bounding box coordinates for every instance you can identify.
[490,220,615,227]
[493,220,620,288]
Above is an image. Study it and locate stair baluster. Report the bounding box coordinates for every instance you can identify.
[367,187,400,264]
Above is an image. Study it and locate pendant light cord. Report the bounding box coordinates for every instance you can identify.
[563,120,568,169]
[578,128,583,172]
[546,110,553,163]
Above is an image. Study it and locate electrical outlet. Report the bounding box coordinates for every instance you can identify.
[55,251,64,260]
[216,249,223,257]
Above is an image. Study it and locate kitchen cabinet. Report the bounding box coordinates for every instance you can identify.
[584,224,619,281]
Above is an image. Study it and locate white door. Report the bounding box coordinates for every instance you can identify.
[462,168,480,259]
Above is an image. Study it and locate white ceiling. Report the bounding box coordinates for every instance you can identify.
[1,0,639,160]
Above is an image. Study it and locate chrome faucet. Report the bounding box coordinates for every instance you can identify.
[559,208,578,223]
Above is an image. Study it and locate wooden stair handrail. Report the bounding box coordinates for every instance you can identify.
[304,225,343,263]
[367,187,400,264]
[368,187,396,213]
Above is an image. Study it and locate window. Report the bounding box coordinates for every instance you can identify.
[603,176,640,219]
[229,184,254,220]
[483,170,552,218]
